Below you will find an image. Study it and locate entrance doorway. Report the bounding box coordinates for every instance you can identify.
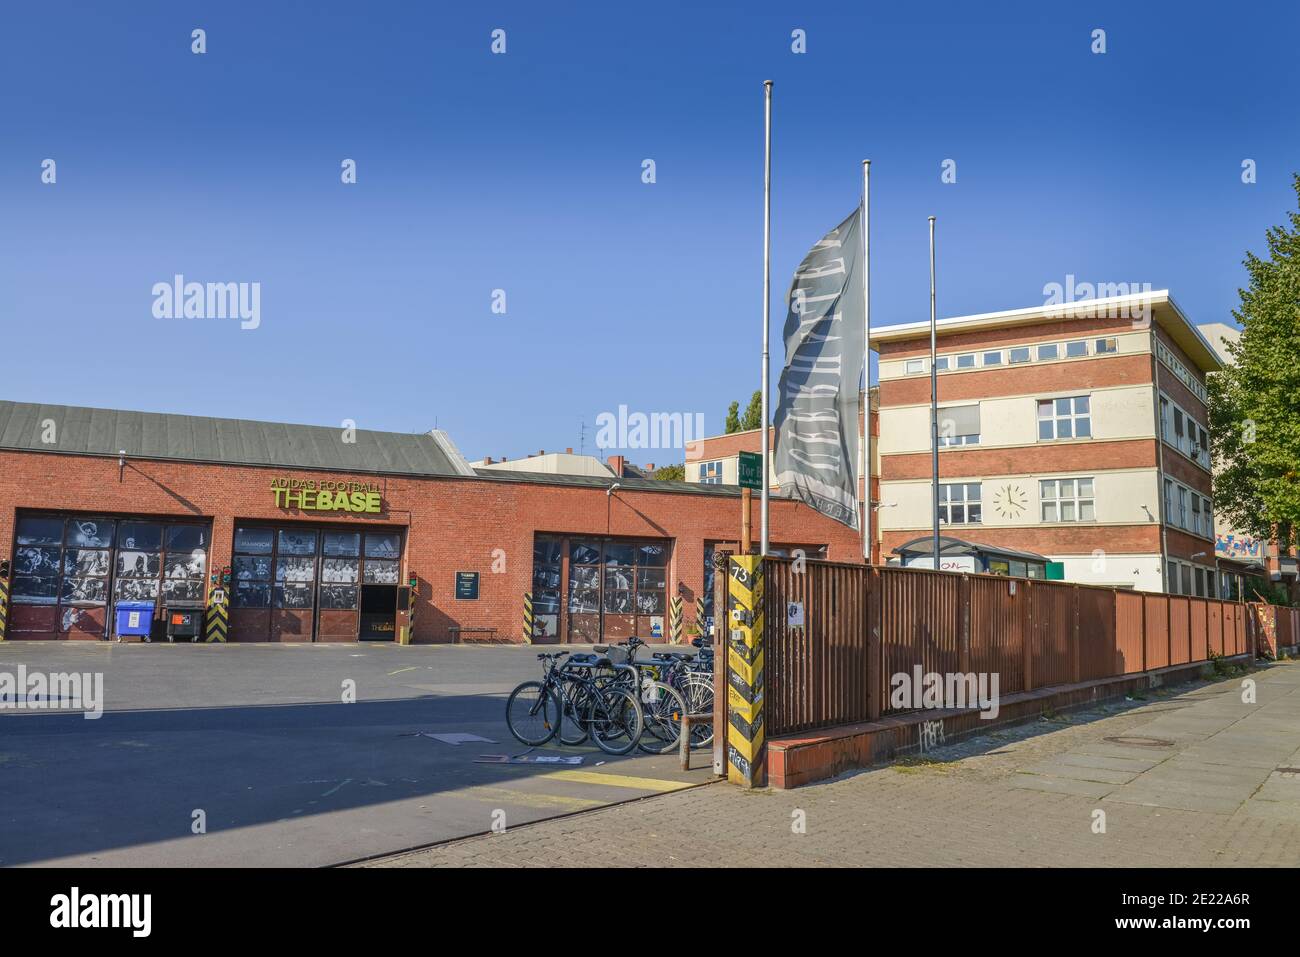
[230,524,403,641]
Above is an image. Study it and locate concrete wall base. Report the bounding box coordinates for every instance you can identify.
[767,655,1252,789]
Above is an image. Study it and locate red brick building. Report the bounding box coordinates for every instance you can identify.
[0,401,860,643]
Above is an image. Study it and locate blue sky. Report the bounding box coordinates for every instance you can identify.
[2,1,1296,464]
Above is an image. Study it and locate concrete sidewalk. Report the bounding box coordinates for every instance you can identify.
[368,660,1300,867]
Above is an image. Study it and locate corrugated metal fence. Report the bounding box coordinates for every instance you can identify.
[764,559,1260,738]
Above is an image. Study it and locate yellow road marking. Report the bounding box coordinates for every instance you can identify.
[451,786,605,811]
[539,769,693,793]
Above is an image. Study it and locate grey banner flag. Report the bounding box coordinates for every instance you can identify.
[773,207,864,531]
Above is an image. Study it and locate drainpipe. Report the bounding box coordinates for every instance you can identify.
[1153,345,1170,592]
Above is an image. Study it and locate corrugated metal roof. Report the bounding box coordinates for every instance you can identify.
[0,400,475,477]
[471,467,786,499]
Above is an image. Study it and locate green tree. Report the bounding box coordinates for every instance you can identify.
[653,463,685,481]
[1208,174,1300,544]
[740,390,763,431]
[724,401,741,434]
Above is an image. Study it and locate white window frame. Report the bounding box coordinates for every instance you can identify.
[1037,395,1092,441]
[1040,477,1095,523]
[1064,339,1089,358]
[699,461,723,485]
[938,482,982,525]
[905,358,924,375]
[1095,337,1118,354]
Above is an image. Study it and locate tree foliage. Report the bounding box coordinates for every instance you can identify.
[1208,174,1300,544]
[652,463,685,481]
[740,390,763,431]
[724,401,740,434]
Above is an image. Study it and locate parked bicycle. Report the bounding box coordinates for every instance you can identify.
[505,650,644,755]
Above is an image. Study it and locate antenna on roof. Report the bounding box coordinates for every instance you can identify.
[579,418,592,457]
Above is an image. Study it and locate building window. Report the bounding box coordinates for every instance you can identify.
[1164,478,1173,523]
[1065,340,1088,358]
[983,350,1003,366]
[938,483,981,525]
[1159,396,1171,443]
[1202,495,1213,537]
[698,461,722,484]
[935,356,950,371]
[905,358,924,374]
[1177,487,1188,529]
[1191,496,1202,536]
[1037,343,1059,361]
[937,404,980,446]
[1181,564,1193,596]
[1095,337,1118,354]
[1167,560,1179,594]
[565,538,670,642]
[1037,395,1091,440]
[1040,477,1095,522]
[955,353,976,369]
[1009,347,1031,364]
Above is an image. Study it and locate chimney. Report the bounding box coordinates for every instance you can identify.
[539,450,545,456]
[565,447,573,454]
[609,454,626,477]
[484,456,493,464]
[646,463,656,472]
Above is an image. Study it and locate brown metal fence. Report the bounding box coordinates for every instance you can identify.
[763,557,1263,738]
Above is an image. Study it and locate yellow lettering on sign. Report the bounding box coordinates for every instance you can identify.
[366,492,381,513]
[350,491,367,511]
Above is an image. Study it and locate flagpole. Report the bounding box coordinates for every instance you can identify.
[929,216,940,567]
[861,159,871,564]
[760,79,773,558]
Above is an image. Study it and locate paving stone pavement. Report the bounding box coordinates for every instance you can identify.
[367,660,1300,867]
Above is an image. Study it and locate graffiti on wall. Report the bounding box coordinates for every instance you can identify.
[1216,533,1263,560]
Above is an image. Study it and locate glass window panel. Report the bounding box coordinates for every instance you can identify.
[1038,420,1054,440]
[905,359,924,374]
[166,526,208,551]
[364,533,401,559]
[1096,338,1117,353]
[1037,400,1053,418]
[1075,418,1091,438]
[568,579,600,613]
[15,516,64,545]
[637,567,667,590]
[232,582,271,608]
[321,558,360,583]
[1057,419,1073,438]
[118,522,163,551]
[1009,561,1027,577]
[234,527,275,554]
[276,556,316,582]
[1043,502,1058,522]
[274,583,314,609]
[1066,340,1088,357]
[531,589,561,614]
[571,565,600,589]
[950,504,966,524]
[1040,481,1056,499]
[65,518,114,548]
[162,579,204,602]
[164,549,206,579]
[1081,501,1096,521]
[983,351,1002,365]
[638,543,669,566]
[115,578,159,601]
[278,529,318,556]
[1060,479,1076,497]
[1038,344,1059,360]
[603,588,634,614]
[322,532,361,557]
[935,356,949,370]
[1074,396,1090,414]
[989,560,1010,576]
[967,483,981,499]
[570,542,601,565]
[12,576,59,603]
[533,565,561,591]
[1079,478,1094,496]
[64,549,110,577]
[319,584,359,610]
[603,543,635,566]
[14,545,61,577]
[362,559,400,584]
[234,556,272,581]
[604,567,635,591]
[534,537,563,566]
[1062,501,1076,521]
[968,503,982,524]
[61,577,108,604]
[1010,347,1031,363]
[956,353,975,368]
[1055,398,1071,415]
[635,591,665,615]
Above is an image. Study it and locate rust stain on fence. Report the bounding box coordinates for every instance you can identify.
[763,558,1268,739]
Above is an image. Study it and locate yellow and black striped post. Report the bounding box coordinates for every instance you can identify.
[523,592,534,644]
[726,554,764,788]
[669,595,683,644]
[0,573,9,641]
[205,589,228,643]
[695,596,706,630]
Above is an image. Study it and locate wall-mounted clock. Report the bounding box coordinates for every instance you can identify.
[992,483,1028,520]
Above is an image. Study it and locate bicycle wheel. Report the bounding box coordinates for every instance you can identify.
[681,673,714,749]
[585,686,644,756]
[637,681,687,755]
[556,677,591,746]
[505,681,561,747]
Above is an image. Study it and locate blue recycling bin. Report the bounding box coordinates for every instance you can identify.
[114,601,155,638]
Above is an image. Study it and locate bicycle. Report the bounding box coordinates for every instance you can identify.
[505,651,645,755]
[594,636,697,755]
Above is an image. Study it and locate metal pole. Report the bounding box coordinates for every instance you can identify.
[760,80,773,557]
[929,216,940,568]
[861,159,871,564]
